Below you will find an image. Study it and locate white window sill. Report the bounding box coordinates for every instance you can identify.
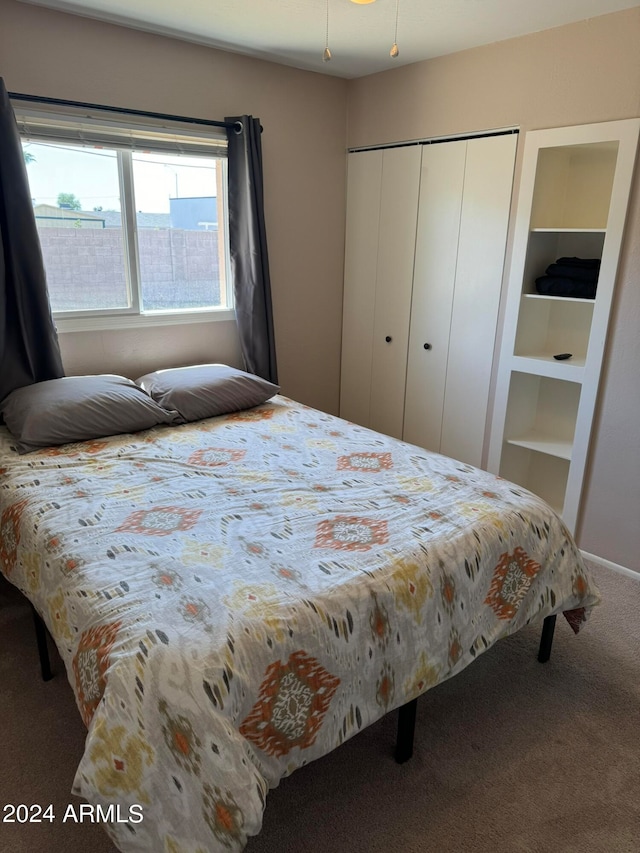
[55,308,236,334]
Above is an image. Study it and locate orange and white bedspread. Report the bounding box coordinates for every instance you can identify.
[0,396,600,851]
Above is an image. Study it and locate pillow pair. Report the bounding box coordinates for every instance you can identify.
[135,364,280,424]
[0,366,279,454]
[0,374,181,454]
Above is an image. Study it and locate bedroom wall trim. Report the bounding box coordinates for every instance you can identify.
[581,550,639,581]
[347,125,518,154]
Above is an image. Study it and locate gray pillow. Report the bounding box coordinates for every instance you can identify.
[0,374,181,453]
[135,364,279,423]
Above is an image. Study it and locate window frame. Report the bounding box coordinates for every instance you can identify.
[17,108,235,332]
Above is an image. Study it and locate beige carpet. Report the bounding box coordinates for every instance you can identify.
[1,562,638,853]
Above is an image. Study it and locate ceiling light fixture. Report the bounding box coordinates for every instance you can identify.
[324,0,400,64]
[390,0,400,57]
[323,0,332,61]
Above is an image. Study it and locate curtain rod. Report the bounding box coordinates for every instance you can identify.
[348,127,519,154]
[8,91,240,132]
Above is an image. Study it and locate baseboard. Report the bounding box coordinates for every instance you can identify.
[580,550,640,581]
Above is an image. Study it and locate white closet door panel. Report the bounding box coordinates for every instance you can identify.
[403,140,466,451]
[440,133,517,467]
[369,146,422,439]
[340,150,383,426]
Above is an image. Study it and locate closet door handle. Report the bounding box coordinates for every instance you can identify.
[423,343,432,350]
[385,335,392,343]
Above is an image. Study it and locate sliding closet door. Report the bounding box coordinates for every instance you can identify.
[340,149,383,427]
[440,134,517,466]
[341,145,421,439]
[341,135,515,460]
[368,146,422,439]
[403,141,466,451]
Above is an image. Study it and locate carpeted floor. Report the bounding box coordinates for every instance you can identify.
[1,562,638,853]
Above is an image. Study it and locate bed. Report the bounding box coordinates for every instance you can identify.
[0,390,600,852]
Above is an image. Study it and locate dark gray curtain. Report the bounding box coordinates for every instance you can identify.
[0,79,64,403]
[225,115,277,384]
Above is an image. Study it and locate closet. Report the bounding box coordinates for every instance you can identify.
[487,119,640,534]
[340,132,517,468]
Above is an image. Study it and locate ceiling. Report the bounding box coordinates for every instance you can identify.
[19,0,640,78]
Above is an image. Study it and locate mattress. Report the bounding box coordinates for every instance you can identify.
[0,395,600,851]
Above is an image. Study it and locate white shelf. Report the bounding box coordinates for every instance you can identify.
[506,431,573,461]
[523,293,595,305]
[511,354,586,380]
[515,352,586,367]
[530,228,606,234]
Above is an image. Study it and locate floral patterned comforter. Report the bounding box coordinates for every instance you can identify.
[0,395,600,851]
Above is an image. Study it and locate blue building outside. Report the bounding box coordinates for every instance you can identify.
[169,197,218,230]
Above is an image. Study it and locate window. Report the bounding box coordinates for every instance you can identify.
[16,108,231,331]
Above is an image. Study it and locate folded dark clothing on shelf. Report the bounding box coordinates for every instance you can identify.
[535,276,597,298]
[545,263,600,281]
[554,256,601,269]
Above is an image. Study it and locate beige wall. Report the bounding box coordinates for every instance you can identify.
[57,322,244,381]
[348,8,640,571]
[0,0,348,413]
[347,9,640,148]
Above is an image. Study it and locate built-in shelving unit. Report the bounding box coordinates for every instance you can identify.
[488,119,639,534]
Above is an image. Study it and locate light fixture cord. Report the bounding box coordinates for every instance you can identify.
[326,0,329,48]
[389,0,400,57]
[323,0,332,61]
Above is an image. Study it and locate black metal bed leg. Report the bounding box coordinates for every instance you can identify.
[537,614,557,663]
[31,605,53,681]
[395,698,418,764]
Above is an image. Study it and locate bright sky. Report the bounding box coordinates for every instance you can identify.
[22,142,217,213]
